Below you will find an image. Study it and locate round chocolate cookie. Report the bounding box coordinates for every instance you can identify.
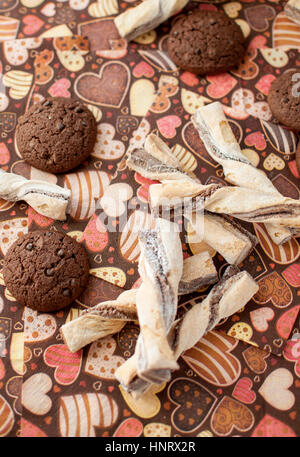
[3,230,90,312]
[167,10,245,75]
[16,97,97,174]
[268,71,300,131]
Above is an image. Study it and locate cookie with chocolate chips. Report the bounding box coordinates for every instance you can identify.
[3,230,90,312]
[16,97,97,174]
[167,10,245,75]
[268,70,300,131]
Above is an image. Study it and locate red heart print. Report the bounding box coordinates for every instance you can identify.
[81,213,108,253]
[276,305,300,340]
[255,74,276,96]
[206,73,237,99]
[283,339,300,378]
[232,377,256,404]
[20,419,47,437]
[288,161,300,179]
[133,61,154,78]
[249,35,267,49]
[113,418,143,437]
[0,359,5,380]
[180,71,199,87]
[48,78,71,98]
[282,265,300,288]
[251,414,296,437]
[157,115,181,139]
[0,142,10,165]
[245,131,266,150]
[135,172,159,203]
[23,15,44,35]
[44,344,82,385]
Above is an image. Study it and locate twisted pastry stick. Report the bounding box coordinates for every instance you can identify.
[61,252,218,353]
[116,265,258,397]
[126,138,257,264]
[114,0,189,41]
[192,102,293,244]
[173,266,258,358]
[60,289,137,353]
[0,169,70,220]
[187,211,257,266]
[149,179,300,227]
[284,0,300,25]
[133,217,183,382]
[144,133,187,172]
[126,147,193,184]
[178,250,217,295]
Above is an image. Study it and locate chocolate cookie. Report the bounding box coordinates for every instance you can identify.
[3,230,90,312]
[268,71,300,131]
[167,10,245,75]
[16,97,97,174]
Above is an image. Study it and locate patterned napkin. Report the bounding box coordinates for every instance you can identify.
[15,323,300,437]
[0,36,162,436]
[0,0,291,50]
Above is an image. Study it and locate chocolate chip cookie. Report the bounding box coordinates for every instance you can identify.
[3,230,90,312]
[16,97,97,174]
[167,10,245,75]
[268,70,300,131]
